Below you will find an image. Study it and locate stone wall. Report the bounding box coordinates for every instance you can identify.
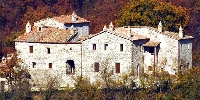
[34,18,89,41]
[132,40,149,76]
[15,42,82,87]
[131,27,179,72]
[82,31,133,83]
[179,39,193,69]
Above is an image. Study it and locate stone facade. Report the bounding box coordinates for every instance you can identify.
[15,42,82,87]
[15,13,193,88]
[34,12,90,41]
[130,25,193,73]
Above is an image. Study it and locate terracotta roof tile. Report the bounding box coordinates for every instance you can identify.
[52,15,90,24]
[15,27,77,43]
[147,27,194,40]
[143,41,160,47]
[81,27,149,41]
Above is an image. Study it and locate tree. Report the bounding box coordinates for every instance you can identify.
[0,53,32,99]
[30,69,61,99]
[115,0,189,32]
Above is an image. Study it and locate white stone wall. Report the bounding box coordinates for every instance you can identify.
[34,18,89,39]
[15,42,82,87]
[82,31,133,83]
[132,40,149,76]
[131,27,179,72]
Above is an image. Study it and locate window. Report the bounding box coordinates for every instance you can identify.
[120,44,123,52]
[137,65,140,76]
[38,27,42,31]
[49,63,52,68]
[47,48,50,54]
[32,62,36,68]
[115,63,120,73]
[93,44,96,50]
[188,44,190,50]
[104,44,108,50]
[94,62,99,72]
[148,66,153,71]
[187,63,189,69]
[29,46,33,53]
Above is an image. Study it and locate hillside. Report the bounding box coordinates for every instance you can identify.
[0,0,199,59]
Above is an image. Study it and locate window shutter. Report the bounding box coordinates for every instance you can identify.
[29,46,33,53]
[115,63,120,73]
[94,62,99,72]
[49,63,52,68]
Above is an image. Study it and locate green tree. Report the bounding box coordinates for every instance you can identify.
[116,0,189,32]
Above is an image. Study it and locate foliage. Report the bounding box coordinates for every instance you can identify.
[116,0,189,32]
[170,67,200,99]
[0,53,32,99]
[5,31,23,46]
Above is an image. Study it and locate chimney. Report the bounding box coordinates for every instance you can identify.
[103,25,107,31]
[158,21,162,33]
[127,26,132,37]
[179,26,183,38]
[26,21,31,33]
[72,11,77,22]
[109,22,114,32]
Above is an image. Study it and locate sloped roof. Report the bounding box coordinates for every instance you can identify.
[143,41,160,47]
[52,14,90,24]
[15,27,77,43]
[147,27,194,40]
[162,31,193,40]
[124,26,193,40]
[81,27,149,42]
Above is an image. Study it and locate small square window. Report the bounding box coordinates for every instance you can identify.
[49,63,52,68]
[29,46,33,53]
[94,62,99,72]
[104,44,108,50]
[93,44,96,50]
[47,48,50,54]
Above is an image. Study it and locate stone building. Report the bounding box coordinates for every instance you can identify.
[15,13,193,88]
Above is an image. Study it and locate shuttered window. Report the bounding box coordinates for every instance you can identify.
[115,63,120,73]
[29,46,33,53]
[49,63,52,68]
[94,62,99,72]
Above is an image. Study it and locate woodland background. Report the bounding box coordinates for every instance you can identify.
[0,0,200,65]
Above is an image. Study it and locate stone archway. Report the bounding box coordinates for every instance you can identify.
[66,60,75,74]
